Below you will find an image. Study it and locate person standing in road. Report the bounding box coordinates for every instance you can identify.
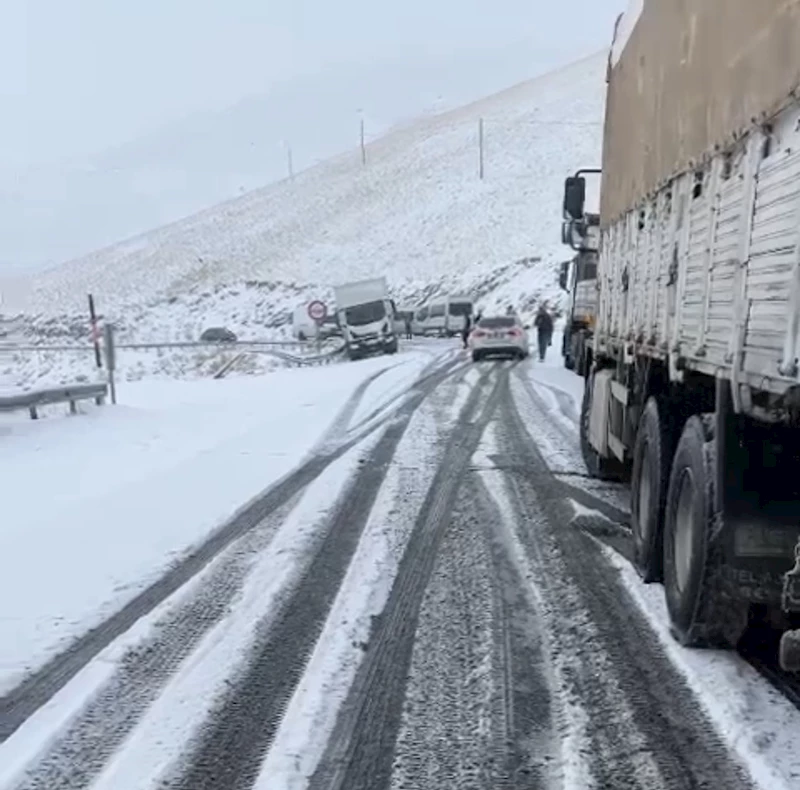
[404,313,413,340]
[461,313,472,349]
[534,304,554,361]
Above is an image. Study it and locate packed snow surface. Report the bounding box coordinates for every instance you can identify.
[0,350,429,694]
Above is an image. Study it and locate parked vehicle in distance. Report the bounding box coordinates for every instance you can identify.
[446,295,474,336]
[414,295,474,336]
[393,307,415,336]
[412,304,429,335]
[200,327,237,343]
[469,315,529,361]
[334,277,398,360]
[291,304,319,341]
[558,226,598,377]
[318,314,342,340]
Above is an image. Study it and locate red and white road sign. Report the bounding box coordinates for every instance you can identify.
[307,300,328,322]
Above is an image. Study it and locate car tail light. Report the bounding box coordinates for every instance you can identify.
[507,328,522,337]
[472,330,487,338]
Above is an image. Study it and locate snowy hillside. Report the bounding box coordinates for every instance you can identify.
[7,52,605,385]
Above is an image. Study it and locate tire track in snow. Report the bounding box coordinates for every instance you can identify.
[495,375,756,790]
[7,497,301,790]
[308,363,509,790]
[511,366,631,522]
[387,485,502,790]
[0,355,461,746]
[165,356,471,790]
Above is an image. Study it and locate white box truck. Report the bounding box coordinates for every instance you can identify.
[566,0,800,670]
[334,277,398,361]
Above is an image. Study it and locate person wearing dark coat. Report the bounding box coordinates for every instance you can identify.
[533,305,554,361]
[461,313,472,349]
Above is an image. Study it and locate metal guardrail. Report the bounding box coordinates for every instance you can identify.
[0,383,108,420]
[0,339,340,353]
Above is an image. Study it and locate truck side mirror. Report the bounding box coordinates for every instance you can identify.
[558,261,570,291]
[563,176,586,221]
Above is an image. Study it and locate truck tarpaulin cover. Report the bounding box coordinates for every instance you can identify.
[601,0,800,228]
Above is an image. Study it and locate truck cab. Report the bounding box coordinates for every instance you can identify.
[334,277,398,361]
[558,170,600,376]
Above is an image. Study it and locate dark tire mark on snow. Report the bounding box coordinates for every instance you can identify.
[309,364,508,790]
[512,366,632,521]
[166,358,468,790]
[472,476,560,789]
[11,498,300,790]
[387,485,504,790]
[0,454,328,746]
[0,356,462,746]
[316,365,392,448]
[495,375,756,790]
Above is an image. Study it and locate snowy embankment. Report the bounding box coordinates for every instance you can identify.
[0,348,433,695]
[5,51,605,388]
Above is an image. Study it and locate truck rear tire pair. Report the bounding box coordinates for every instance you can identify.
[632,401,748,648]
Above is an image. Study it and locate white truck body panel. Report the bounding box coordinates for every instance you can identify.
[595,101,800,398]
[333,278,388,310]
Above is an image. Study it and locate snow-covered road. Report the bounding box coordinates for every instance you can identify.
[2,342,800,790]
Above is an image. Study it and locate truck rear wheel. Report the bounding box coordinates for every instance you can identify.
[631,397,675,582]
[580,371,623,481]
[663,415,748,648]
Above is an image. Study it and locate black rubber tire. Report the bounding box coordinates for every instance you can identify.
[579,371,623,481]
[472,351,482,363]
[663,415,747,649]
[631,397,676,583]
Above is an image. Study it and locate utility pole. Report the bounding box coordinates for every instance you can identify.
[360,117,366,166]
[479,118,485,180]
[287,144,294,180]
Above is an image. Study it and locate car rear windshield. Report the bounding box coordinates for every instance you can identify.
[449,302,472,317]
[478,317,516,329]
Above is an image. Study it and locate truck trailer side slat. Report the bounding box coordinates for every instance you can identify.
[569,0,800,669]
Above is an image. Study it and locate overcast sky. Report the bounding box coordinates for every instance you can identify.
[7,0,624,169]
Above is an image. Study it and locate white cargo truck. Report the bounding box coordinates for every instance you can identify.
[334,277,398,361]
[566,0,800,670]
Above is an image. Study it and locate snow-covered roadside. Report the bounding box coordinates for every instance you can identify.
[253,393,443,788]
[0,352,425,695]
[82,431,386,790]
[525,329,584,415]
[598,542,800,790]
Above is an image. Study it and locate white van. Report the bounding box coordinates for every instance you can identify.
[292,304,318,340]
[393,307,415,336]
[446,295,474,335]
[412,304,429,335]
[415,295,474,336]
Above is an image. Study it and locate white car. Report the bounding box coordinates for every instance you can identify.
[469,315,529,361]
